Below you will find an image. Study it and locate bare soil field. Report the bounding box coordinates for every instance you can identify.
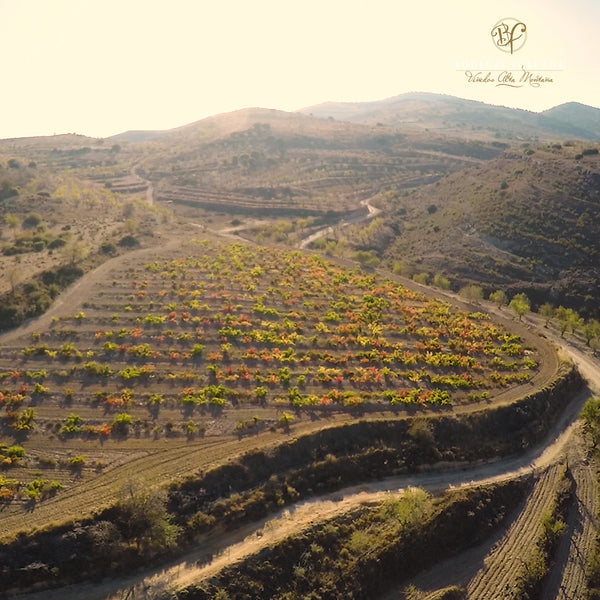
[466,464,563,599]
[541,443,599,600]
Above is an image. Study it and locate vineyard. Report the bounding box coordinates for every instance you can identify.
[0,236,548,531]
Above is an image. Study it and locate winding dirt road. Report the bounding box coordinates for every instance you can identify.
[298,196,382,249]
[130,165,154,205]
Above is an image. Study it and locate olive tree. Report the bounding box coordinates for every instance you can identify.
[509,293,530,320]
[114,482,181,552]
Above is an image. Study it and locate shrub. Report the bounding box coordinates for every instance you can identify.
[83,361,113,376]
[279,412,294,428]
[69,455,86,469]
[22,213,42,228]
[60,413,83,435]
[191,343,205,357]
[100,242,117,255]
[112,413,133,436]
[118,235,140,248]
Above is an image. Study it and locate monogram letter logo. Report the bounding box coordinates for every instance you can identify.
[491,18,527,54]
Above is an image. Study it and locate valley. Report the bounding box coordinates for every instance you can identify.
[1,92,600,599]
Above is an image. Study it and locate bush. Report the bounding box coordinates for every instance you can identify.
[582,148,599,156]
[69,455,86,469]
[48,238,67,250]
[22,213,42,228]
[60,414,83,435]
[118,235,140,248]
[112,413,133,436]
[100,242,117,255]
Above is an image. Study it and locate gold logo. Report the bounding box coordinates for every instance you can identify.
[491,18,527,54]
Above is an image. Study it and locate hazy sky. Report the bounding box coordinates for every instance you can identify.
[1,0,599,139]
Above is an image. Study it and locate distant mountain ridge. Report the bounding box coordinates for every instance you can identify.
[539,102,600,138]
[101,94,600,144]
[2,94,599,144]
[298,92,600,141]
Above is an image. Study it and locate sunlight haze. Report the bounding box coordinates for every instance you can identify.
[1,0,599,138]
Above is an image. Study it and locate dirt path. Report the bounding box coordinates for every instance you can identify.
[298,196,381,249]
[130,165,154,205]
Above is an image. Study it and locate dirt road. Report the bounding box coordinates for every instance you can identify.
[298,196,381,249]
[130,165,154,205]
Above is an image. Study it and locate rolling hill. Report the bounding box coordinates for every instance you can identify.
[2,93,600,315]
[123,108,505,216]
[299,92,600,141]
[373,142,600,314]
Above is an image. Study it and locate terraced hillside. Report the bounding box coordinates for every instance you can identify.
[122,110,505,216]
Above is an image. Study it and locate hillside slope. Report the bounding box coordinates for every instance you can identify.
[377,143,600,313]
[300,93,600,141]
[132,108,505,216]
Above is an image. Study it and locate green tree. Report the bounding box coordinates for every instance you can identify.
[4,213,20,238]
[583,319,600,347]
[555,306,572,337]
[459,285,483,304]
[509,293,530,320]
[581,397,600,447]
[432,273,451,290]
[555,306,582,337]
[114,482,181,552]
[356,250,379,269]
[412,272,429,285]
[570,312,585,336]
[392,261,405,276]
[538,303,555,327]
[489,290,507,308]
[378,487,431,526]
[61,240,89,265]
